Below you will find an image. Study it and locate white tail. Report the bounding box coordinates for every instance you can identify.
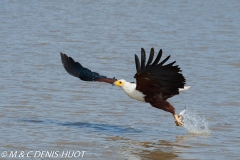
[179,86,190,92]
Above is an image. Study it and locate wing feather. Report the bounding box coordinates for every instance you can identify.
[135,54,141,72]
[60,53,117,84]
[141,48,146,70]
[146,48,154,67]
[158,55,170,66]
[134,48,186,99]
[165,61,176,66]
[152,49,162,66]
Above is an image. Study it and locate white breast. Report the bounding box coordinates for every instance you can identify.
[121,82,146,102]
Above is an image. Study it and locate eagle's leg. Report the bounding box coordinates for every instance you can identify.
[148,97,184,126]
[159,101,184,126]
[173,114,183,126]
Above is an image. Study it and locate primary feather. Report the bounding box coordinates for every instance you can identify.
[134,48,185,98]
[60,53,117,84]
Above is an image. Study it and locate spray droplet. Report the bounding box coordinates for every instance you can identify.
[180,107,212,135]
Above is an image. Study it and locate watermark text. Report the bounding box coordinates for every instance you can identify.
[1,150,86,158]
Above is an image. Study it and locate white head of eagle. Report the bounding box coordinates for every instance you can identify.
[114,79,146,102]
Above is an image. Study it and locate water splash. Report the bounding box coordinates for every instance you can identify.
[179,107,212,135]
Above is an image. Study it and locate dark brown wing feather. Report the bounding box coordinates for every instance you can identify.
[60,53,117,84]
[152,49,162,66]
[140,48,146,70]
[146,48,154,67]
[134,48,186,100]
[135,54,141,72]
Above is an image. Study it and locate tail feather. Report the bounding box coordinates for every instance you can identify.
[179,86,190,92]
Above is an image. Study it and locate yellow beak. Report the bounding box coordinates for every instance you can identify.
[114,80,122,87]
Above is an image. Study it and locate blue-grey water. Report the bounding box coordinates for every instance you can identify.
[0,1,240,159]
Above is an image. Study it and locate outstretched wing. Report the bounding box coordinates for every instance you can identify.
[60,53,117,84]
[134,48,186,99]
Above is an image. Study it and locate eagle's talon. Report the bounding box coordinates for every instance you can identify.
[178,114,182,121]
[174,114,184,126]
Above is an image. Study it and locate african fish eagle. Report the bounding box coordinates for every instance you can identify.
[60,48,190,126]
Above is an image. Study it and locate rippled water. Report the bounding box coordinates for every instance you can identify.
[1,1,240,159]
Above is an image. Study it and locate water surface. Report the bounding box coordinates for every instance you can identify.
[0,1,240,159]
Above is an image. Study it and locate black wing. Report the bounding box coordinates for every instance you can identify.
[134,48,186,99]
[60,53,117,84]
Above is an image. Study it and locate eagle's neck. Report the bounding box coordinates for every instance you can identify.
[121,81,146,102]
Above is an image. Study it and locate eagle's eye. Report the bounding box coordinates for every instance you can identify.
[119,81,122,84]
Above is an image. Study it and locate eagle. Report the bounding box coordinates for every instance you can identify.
[60,48,190,126]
